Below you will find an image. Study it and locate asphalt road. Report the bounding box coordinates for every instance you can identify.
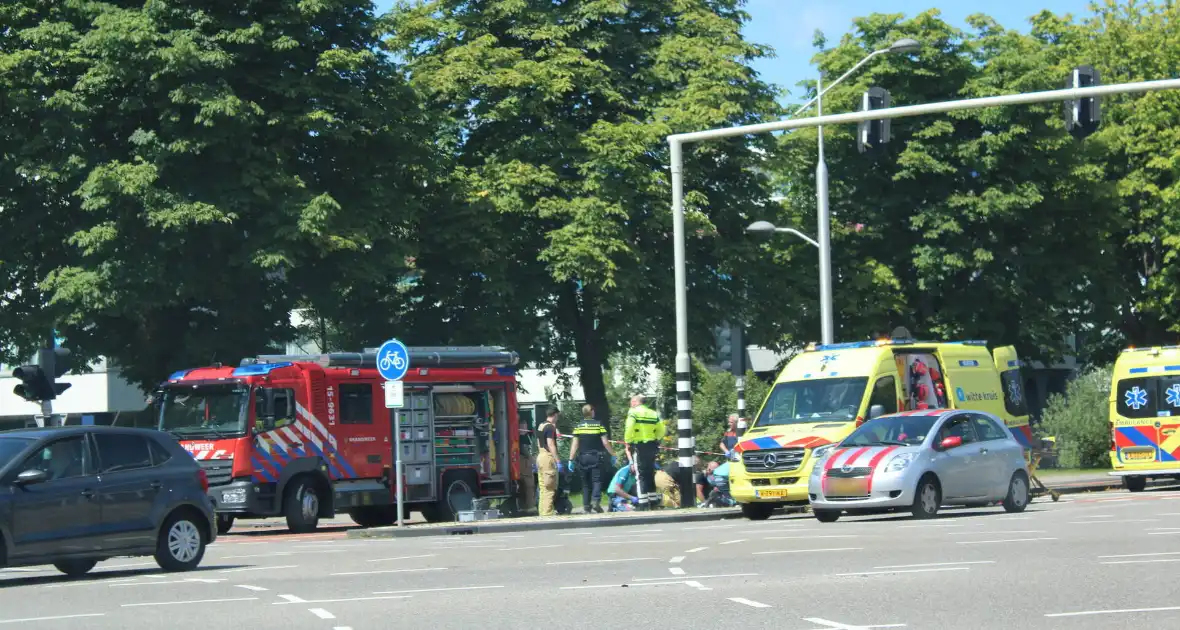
[4,485,1180,629]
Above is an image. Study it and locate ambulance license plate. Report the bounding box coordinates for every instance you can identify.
[756,489,788,499]
[1124,449,1155,461]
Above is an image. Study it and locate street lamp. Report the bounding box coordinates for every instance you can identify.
[797,37,921,345]
[746,220,820,249]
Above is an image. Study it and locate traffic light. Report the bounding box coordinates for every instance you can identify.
[714,324,733,372]
[1064,65,1101,139]
[857,86,891,153]
[11,347,72,402]
[728,325,745,377]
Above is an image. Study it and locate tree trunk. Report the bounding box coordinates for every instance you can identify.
[558,285,612,437]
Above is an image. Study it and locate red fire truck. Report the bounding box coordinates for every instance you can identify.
[154,347,523,534]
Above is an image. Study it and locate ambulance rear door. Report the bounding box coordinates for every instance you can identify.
[990,345,1030,423]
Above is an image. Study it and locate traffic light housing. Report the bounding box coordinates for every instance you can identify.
[714,325,733,372]
[857,86,891,153]
[1064,65,1101,139]
[11,347,72,402]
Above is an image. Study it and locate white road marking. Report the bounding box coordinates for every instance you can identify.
[753,547,862,555]
[835,567,971,577]
[951,530,1044,535]
[899,523,965,528]
[329,567,447,576]
[684,580,710,591]
[1100,558,1180,565]
[372,585,505,595]
[728,597,771,608]
[1097,498,1132,503]
[804,618,906,629]
[423,544,504,549]
[764,535,859,540]
[669,567,686,575]
[334,628,353,630]
[367,554,437,563]
[122,597,259,607]
[558,532,595,536]
[547,558,656,566]
[597,531,664,538]
[274,595,412,604]
[236,585,269,592]
[1078,514,1113,518]
[309,609,336,620]
[590,539,674,545]
[1099,551,1180,559]
[957,538,1057,545]
[874,561,996,569]
[0,614,105,624]
[110,578,226,587]
[669,556,686,563]
[1046,605,1180,618]
[1148,531,1180,535]
[683,524,740,530]
[719,539,746,545]
[685,547,708,553]
[100,561,158,569]
[279,594,308,603]
[219,565,297,574]
[221,551,344,559]
[1068,519,1157,524]
[496,545,562,552]
[631,573,757,582]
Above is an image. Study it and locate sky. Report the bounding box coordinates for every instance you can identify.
[372,0,1097,101]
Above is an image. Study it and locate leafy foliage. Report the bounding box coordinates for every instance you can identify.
[1038,365,1113,469]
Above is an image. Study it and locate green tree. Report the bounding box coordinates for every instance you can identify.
[771,10,1111,361]
[1039,365,1112,469]
[384,0,791,425]
[1,1,434,387]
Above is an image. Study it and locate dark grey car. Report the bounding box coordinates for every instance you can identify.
[0,426,217,577]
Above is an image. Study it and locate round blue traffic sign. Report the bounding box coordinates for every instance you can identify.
[376,338,410,381]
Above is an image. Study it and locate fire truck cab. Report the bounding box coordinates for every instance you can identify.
[155,347,523,533]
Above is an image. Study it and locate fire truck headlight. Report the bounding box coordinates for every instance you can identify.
[222,488,248,504]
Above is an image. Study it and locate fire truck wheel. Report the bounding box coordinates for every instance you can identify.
[284,477,322,533]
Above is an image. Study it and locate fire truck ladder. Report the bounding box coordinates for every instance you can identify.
[241,346,521,369]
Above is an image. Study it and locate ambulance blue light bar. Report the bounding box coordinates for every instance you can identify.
[232,362,293,377]
[810,338,988,351]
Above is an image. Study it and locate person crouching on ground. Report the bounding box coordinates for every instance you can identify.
[567,403,611,514]
[607,461,639,511]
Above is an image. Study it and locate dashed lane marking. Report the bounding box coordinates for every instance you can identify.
[873,561,995,569]
[329,567,447,577]
[367,554,437,563]
[371,585,505,595]
[684,580,710,591]
[728,597,771,608]
[1098,552,1180,559]
[220,551,344,560]
[1045,605,1180,618]
[834,567,971,577]
[956,538,1057,545]
[236,585,269,592]
[669,556,685,563]
[752,547,862,555]
[804,617,906,628]
[1100,558,1180,565]
[309,609,336,620]
[122,597,259,608]
[685,547,708,553]
[1068,519,1157,524]
[547,558,657,566]
[668,567,685,575]
[279,594,307,603]
[0,614,105,624]
[273,595,411,605]
[719,539,746,545]
[763,535,860,540]
[495,545,562,552]
[631,573,757,582]
[218,565,297,574]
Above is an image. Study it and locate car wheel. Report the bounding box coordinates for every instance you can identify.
[740,502,774,521]
[154,511,206,572]
[1002,471,1030,513]
[284,477,322,533]
[911,475,941,520]
[53,559,97,577]
[813,509,840,523]
[1124,476,1147,492]
[216,514,234,536]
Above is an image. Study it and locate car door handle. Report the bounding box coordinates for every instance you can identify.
[149,481,163,490]
[980,448,989,454]
[80,489,95,499]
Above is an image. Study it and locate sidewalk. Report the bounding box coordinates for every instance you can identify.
[1034,470,1178,494]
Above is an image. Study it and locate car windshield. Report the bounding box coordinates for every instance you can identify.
[0,437,35,470]
[159,383,252,438]
[753,377,869,426]
[842,415,939,447]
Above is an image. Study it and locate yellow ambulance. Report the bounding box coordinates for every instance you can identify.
[730,338,1032,520]
[1108,345,1180,491]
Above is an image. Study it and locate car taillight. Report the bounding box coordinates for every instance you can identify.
[197,468,209,492]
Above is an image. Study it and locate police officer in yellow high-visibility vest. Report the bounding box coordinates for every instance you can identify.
[624,394,665,510]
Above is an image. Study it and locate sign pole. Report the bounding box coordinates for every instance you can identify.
[378,338,410,527]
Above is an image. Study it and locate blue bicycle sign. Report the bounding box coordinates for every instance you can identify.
[376,338,410,381]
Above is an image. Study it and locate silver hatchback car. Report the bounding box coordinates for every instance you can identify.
[807,409,1030,522]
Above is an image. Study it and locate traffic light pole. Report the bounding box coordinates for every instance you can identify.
[667,75,1180,507]
[40,334,56,426]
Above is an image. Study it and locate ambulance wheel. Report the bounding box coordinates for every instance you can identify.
[1123,476,1147,492]
[216,514,234,535]
[284,477,322,533]
[424,471,477,523]
[813,509,841,523]
[740,502,774,521]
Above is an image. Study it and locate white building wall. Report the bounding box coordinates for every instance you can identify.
[0,357,146,418]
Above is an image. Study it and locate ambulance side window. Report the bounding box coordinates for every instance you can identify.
[338,383,373,424]
[868,376,898,415]
[1116,377,1159,419]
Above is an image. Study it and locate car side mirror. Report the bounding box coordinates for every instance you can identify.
[939,436,963,450]
[869,404,885,419]
[14,469,48,486]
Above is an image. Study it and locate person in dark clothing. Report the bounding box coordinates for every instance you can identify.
[567,403,612,514]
